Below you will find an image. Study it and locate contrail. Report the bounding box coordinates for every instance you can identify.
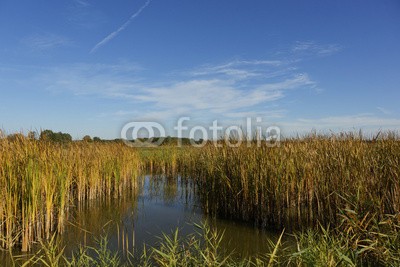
[90,0,151,53]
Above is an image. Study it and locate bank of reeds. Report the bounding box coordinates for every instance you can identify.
[2,131,399,262]
[0,135,140,251]
[10,222,285,267]
[14,213,400,266]
[139,132,400,230]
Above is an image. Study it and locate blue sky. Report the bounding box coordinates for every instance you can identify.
[0,0,399,139]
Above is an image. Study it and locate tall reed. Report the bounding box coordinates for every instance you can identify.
[0,135,140,251]
[139,132,400,230]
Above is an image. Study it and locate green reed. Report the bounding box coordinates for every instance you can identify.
[138,132,400,230]
[1,130,399,264]
[18,216,400,266]
[0,135,140,251]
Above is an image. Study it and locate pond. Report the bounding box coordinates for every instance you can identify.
[2,175,282,264]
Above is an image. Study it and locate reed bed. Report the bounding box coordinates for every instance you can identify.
[0,135,140,251]
[17,214,400,266]
[2,130,400,265]
[138,132,400,230]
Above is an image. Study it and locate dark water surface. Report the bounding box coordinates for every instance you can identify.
[2,175,281,264]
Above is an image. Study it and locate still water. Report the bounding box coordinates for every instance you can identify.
[3,175,281,264]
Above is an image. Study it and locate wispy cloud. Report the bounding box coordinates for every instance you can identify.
[190,60,286,80]
[10,48,400,135]
[281,114,400,133]
[68,1,108,30]
[20,41,361,132]
[22,34,73,50]
[34,58,316,124]
[257,74,315,91]
[292,41,341,56]
[74,0,90,7]
[38,62,142,96]
[377,106,391,115]
[90,0,151,53]
[131,79,285,112]
[224,110,286,119]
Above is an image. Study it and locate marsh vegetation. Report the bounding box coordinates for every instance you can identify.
[0,131,399,266]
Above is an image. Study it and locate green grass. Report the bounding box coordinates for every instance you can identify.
[9,216,400,266]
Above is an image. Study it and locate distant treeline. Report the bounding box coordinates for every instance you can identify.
[3,130,201,146]
[4,129,395,146]
[4,130,114,144]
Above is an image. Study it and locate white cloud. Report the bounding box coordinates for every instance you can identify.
[39,62,142,96]
[280,114,400,134]
[10,47,399,136]
[190,59,285,80]
[74,0,90,7]
[131,79,284,112]
[257,74,315,91]
[35,59,316,123]
[68,2,108,30]
[377,107,391,115]
[131,73,314,113]
[292,41,341,56]
[224,110,286,119]
[22,34,73,50]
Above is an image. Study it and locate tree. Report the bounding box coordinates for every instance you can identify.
[39,130,72,143]
[93,137,101,142]
[83,135,92,142]
[40,130,54,141]
[57,132,72,143]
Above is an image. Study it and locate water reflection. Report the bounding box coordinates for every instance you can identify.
[58,175,279,260]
